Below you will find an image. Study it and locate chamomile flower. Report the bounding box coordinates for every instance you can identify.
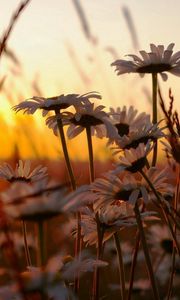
[108,106,150,144]
[46,102,118,140]
[148,224,174,255]
[0,160,48,183]
[111,43,180,81]
[147,224,180,284]
[114,143,152,173]
[2,181,69,221]
[113,120,164,150]
[91,170,148,210]
[80,205,136,246]
[13,92,101,116]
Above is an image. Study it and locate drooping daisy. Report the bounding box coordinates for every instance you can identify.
[112,120,164,150]
[91,170,148,210]
[113,142,152,173]
[111,43,180,81]
[0,232,36,255]
[0,160,48,183]
[108,106,150,143]
[13,92,101,116]
[141,167,174,203]
[91,166,172,210]
[80,205,135,246]
[80,204,157,246]
[148,224,174,255]
[22,252,107,294]
[1,181,69,221]
[147,224,180,284]
[46,102,118,140]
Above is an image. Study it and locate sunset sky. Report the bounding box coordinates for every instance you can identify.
[0,0,180,159]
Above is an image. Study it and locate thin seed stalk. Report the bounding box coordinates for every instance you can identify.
[113,232,126,300]
[140,169,180,255]
[22,220,32,266]
[152,72,158,166]
[134,202,160,300]
[167,165,180,299]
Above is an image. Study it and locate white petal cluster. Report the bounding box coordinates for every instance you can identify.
[112,43,180,81]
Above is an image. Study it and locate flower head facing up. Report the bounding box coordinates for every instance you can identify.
[111,43,180,81]
[46,102,118,140]
[13,92,101,116]
[0,160,48,183]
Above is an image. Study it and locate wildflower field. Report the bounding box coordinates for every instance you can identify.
[0,1,179,300]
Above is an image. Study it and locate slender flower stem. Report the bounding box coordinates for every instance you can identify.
[37,220,46,266]
[85,126,102,300]
[22,220,32,266]
[93,225,104,300]
[127,231,141,300]
[86,126,95,182]
[167,165,180,300]
[55,110,81,294]
[113,232,126,300]
[134,202,160,300]
[140,169,180,255]
[55,110,76,190]
[152,72,158,166]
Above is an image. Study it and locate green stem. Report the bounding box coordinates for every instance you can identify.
[152,73,158,166]
[22,220,32,266]
[86,126,95,182]
[127,231,141,300]
[134,202,160,300]
[113,232,126,300]
[140,169,180,256]
[167,166,180,299]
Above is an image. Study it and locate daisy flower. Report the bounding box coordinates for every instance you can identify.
[80,205,136,246]
[147,224,180,285]
[91,170,148,210]
[108,106,150,142]
[46,102,118,140]
[111,43,180,81]
[0,160,48,183]
[1,181,69,221]
[141,167,174,202]
[114,142,152,173]
[108,106,164,149]
[113,120,164,150]
[13,92,101,116]
[148,224,174,255]
[91,166,172,210]
[80,205,157,246]
[22,252,107,293]
[0,232,36,255]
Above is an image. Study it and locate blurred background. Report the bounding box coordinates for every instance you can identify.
[0,0,180,160]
